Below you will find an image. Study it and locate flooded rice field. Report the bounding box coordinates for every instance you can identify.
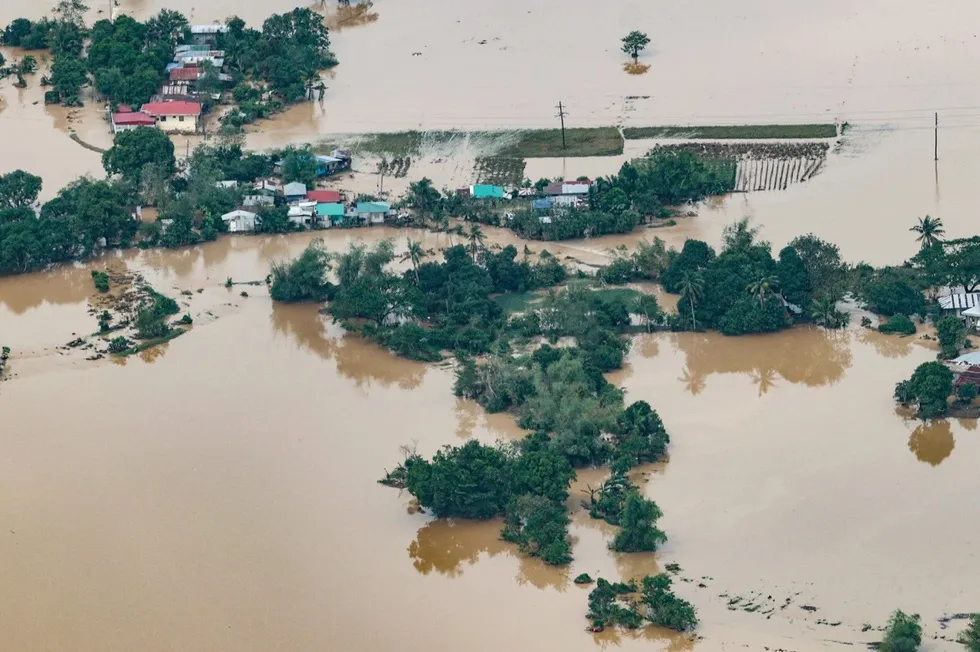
[3,0,980,650]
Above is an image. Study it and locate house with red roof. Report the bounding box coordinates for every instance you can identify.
[306,190,341,204]
[140,100,202,134]
[110,106,156,133]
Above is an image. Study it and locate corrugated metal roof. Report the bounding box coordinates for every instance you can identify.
[112,111,156,125]
[357,202,390,213]
[170,68,205,81]
[316,203,345,217]
[307,190,341,203]
[531,199,552,209]
[939,292,980,310]
[472,184,505,198]
[141,101,201,116]
[283,182,307,196]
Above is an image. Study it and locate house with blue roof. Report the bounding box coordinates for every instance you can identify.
[471,185,506,199]
[356,201,390,225]
[315,202,346,227]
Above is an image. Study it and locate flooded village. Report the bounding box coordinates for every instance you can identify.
[3,2,980,652]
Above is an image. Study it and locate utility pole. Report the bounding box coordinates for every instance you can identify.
[934,112,939,162]
[556,101,567,151]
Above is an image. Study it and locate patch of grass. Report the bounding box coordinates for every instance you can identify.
[319,127,625,159]
[494,291,542,314]
[624,124,838,140]
[592,287,645,305]
[499,128,624,158]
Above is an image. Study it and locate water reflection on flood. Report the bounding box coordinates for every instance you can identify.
[907,419,955,466]
[409,519,570,591]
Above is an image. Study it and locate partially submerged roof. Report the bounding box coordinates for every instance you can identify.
[952,352,980,365]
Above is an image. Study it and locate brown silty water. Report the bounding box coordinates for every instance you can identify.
[3,1,980,650]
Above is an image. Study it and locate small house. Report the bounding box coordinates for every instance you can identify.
[287,201,316,228]
[189,24,228,46]
[221,209,257,233]
[140,100,202,134]
[315,154,352,177]
[307,190,341,204]
[316,202,345,227]
[562,180,592,195]
[110,107,156,133]
[253,178,282,195]
[243,194,275,208]
[356,201,390,225]
[963,305,980,331]
[283,182,308,202]
[471,185,505,199]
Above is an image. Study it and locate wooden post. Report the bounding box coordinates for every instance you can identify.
[934,112,939,162]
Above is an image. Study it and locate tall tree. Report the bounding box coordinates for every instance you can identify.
[678,269,704,331]
[910,215,945,249]
[400,238,427,283]
[621,30,650,63]
[467,224,486,261]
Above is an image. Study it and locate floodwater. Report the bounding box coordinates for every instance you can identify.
[5,0,980,256]
[3,0,980,650]
[3,229,979,652]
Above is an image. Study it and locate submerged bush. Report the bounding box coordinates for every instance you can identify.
[878,314,916,335]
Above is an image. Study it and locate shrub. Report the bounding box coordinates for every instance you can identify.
[107,337,130,354]
[91,270,110,293]
[957,382,978,404]
[878,314,916,335]
[880,610,921,652]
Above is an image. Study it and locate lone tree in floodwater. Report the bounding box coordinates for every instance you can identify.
[621,31,650,63]
[909,215,945,249]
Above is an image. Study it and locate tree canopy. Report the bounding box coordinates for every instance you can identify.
[102,127,176,181]
[894,361,953,419]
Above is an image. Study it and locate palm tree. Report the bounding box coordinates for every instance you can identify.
[678,270,705,331]
[910,215,945,249]
[400,238,427,283]
[810,295,847,328]
[466,224,486,261]
[746,275,778,305]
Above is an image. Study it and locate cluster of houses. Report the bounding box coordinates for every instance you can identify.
[219,170,387,234]
[457,180,594,208]
[109,25,231,135]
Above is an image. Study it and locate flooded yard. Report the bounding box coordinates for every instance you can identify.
[2,0,980,650]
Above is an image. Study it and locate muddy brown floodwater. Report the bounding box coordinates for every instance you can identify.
[3,0,980,649]
[2,229,978,652]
